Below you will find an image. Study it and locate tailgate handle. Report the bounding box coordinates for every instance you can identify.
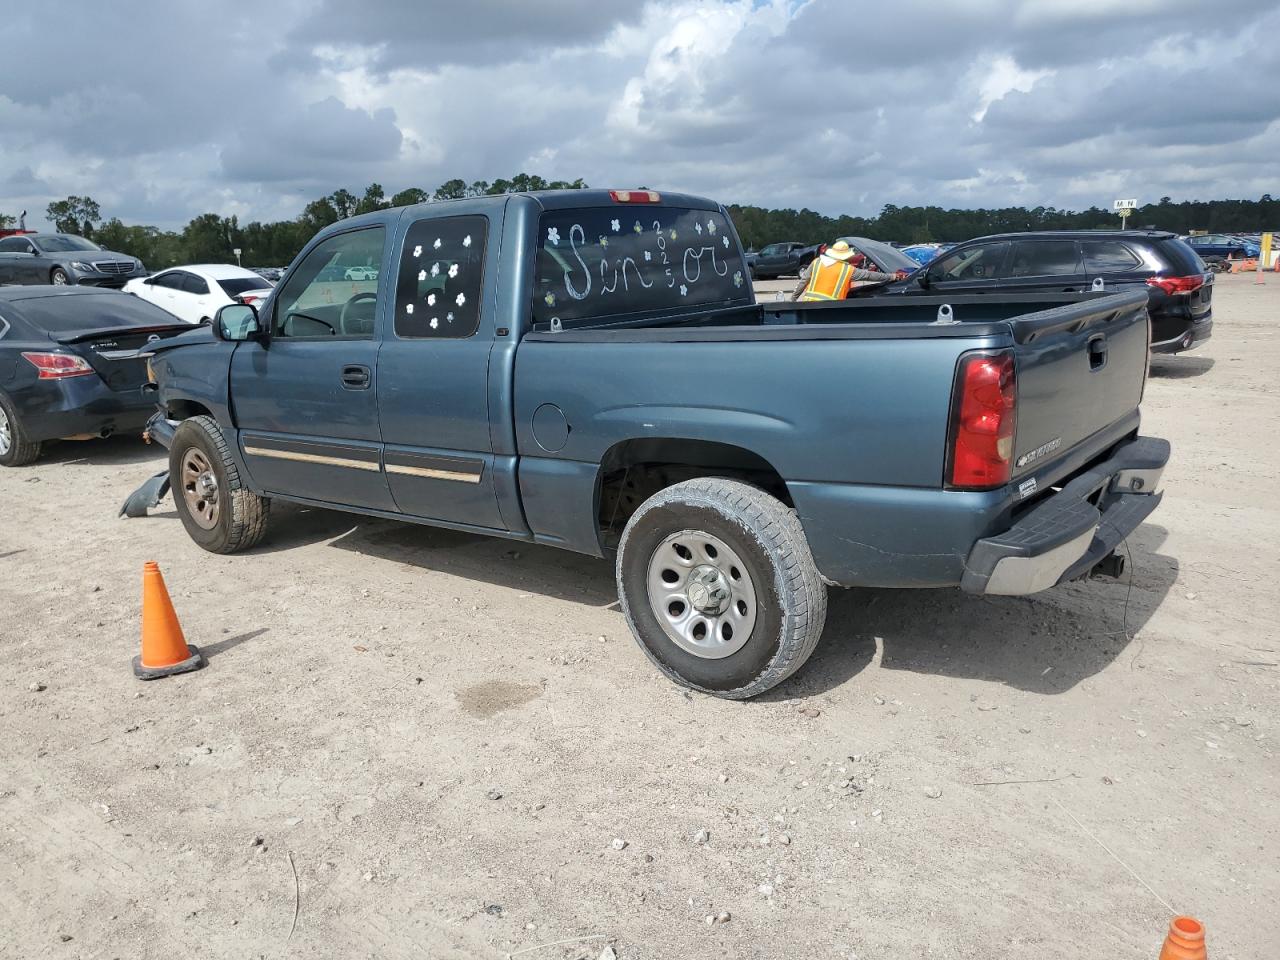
[1087,334,1108,371]
[341,364,371,389]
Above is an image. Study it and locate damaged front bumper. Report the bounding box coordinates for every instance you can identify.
[960,436,1170,596]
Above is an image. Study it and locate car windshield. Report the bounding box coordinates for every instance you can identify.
[760,243,787,255]
[14,293,180,332]
[532,206,750,328]
[33,236,101,253]
[218,277,273,296]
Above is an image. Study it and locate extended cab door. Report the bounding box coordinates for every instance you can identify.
[229,225,395,511]
[375,210,506,530]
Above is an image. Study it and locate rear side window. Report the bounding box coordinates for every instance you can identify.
[532,207,748,328]
[394,215,488,339]
[182,273,210,295]
[1005,240,1082,278]
[12,293,181,332]
[218,277,272,296]
[1082,240,1142,272]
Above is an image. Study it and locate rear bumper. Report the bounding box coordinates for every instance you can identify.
[1151,315,1213,354]
[960,436,1169,595]
[15,380,156,442]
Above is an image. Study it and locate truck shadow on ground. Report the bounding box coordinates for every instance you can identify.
[1148,355,1214,379]
[772,525,1179,699]
[38,435,164,467]
[260,505,1179,697]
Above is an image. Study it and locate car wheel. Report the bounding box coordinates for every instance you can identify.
[0,392,42,466]
[169,415,270,553]
[616,477,828,699]
[49,268,69,285]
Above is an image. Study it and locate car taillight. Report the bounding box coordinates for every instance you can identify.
[237,293,263,305]
[608,190,661,203]
[21,352,95,380]
[1146,274,1204,296]
[948,350,1016,489]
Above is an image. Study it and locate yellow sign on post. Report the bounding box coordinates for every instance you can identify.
[1258,233,1273,284]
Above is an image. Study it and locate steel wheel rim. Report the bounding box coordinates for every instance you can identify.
[646,529,758,659]
[181,448,220,529]
[0,407,11,455]
[51,271,67,285]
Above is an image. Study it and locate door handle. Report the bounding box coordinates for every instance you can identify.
[341,364,371,389]
[1087,335,1108,371]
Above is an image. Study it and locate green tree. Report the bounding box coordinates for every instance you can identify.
[433,178,468,201]
[355,183,388,215]
[45,196,101,236]
[0,212,14,229]
[329,188,358,220]
[390,187,429,207]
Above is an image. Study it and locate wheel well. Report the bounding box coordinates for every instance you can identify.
[166,399,213,420]
[596,438,792,549]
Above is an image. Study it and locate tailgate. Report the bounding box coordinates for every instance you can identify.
[53,323,191,392]
[1008,291,1149,479]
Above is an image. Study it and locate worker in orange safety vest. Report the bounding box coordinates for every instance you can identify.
[793,240,896,301]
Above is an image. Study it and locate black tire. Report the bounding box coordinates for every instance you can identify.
[169,415,269,553]
[616,478,827,699]
[0,392,42,466]
[50,267,69,285]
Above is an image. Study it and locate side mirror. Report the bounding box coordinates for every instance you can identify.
[213,303,263,342]
[917,271,932,289]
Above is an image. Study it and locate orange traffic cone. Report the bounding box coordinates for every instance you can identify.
[1159,916,1206,960]
[133,561,204,680]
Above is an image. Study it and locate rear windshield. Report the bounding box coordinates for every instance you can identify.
[13,293,180,332]
[532,207,749,327]
[218,277,273,296]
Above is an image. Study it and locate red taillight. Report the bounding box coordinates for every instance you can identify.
[608,189,661,204]
[237,293,263,305]
[21,352,95,380]
[1146,274,1204,296]
[948,351,1016,489]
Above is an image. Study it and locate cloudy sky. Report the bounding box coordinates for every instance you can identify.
[2,0,1277,231]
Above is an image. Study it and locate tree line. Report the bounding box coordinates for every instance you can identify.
[4,184,1275,269]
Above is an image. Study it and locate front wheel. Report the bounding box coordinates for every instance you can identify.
[169,415,270,553]
[617,478,828,699]
[50,267,69,285]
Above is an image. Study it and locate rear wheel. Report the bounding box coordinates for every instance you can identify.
[617,478,827,699]
[49,267,69,285]
[0,393,42,466]
[169,415,269,553]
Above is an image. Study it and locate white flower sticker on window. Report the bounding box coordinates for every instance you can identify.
[679,283,688,296]
[455,292,466,307]
[446,311,455,322]
[644,251,651,262]
[448,263,459,278]
[600,236,609,248]
[633,221,643,234]
[544,292,556,307]
[547,227,560,246]
[433,238,442,250]
[732,271,743,288]
[427,293,436,306]
[463,235,472,248]
[412,245,422,258]
[405,303,414,314]
[669,229,677,241]
[417,269,426,282]
[695,222,703,235]
[430,262,440,277]
[707,220,717,235]
[610,219,621,233]
[430,317,438,330]
[722,235,730,249]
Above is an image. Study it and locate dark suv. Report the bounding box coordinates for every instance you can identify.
[858,231,1212,353]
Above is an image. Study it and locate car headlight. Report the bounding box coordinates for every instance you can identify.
[135,260,145,271]
[71,261,94,271]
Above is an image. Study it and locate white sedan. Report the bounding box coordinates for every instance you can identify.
[124,264,274,325]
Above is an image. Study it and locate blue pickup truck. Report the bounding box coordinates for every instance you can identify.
[141,189,1169,699]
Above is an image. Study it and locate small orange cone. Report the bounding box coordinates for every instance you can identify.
[133,561,204,680]
[1159,916,1206,960]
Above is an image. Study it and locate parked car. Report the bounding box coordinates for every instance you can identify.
[1183,234,1259,260]
[0,233,147,288]
[0,287,191,465]
[853,230,1213,353]
[344,266,379,281]
[139,189,1167,699]
[749,241,821,279]
[124,264,275,325]
[900,243,951,266]
[831,237,921,276]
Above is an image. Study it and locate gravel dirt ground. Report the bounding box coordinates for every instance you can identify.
[1,274,1276,960]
